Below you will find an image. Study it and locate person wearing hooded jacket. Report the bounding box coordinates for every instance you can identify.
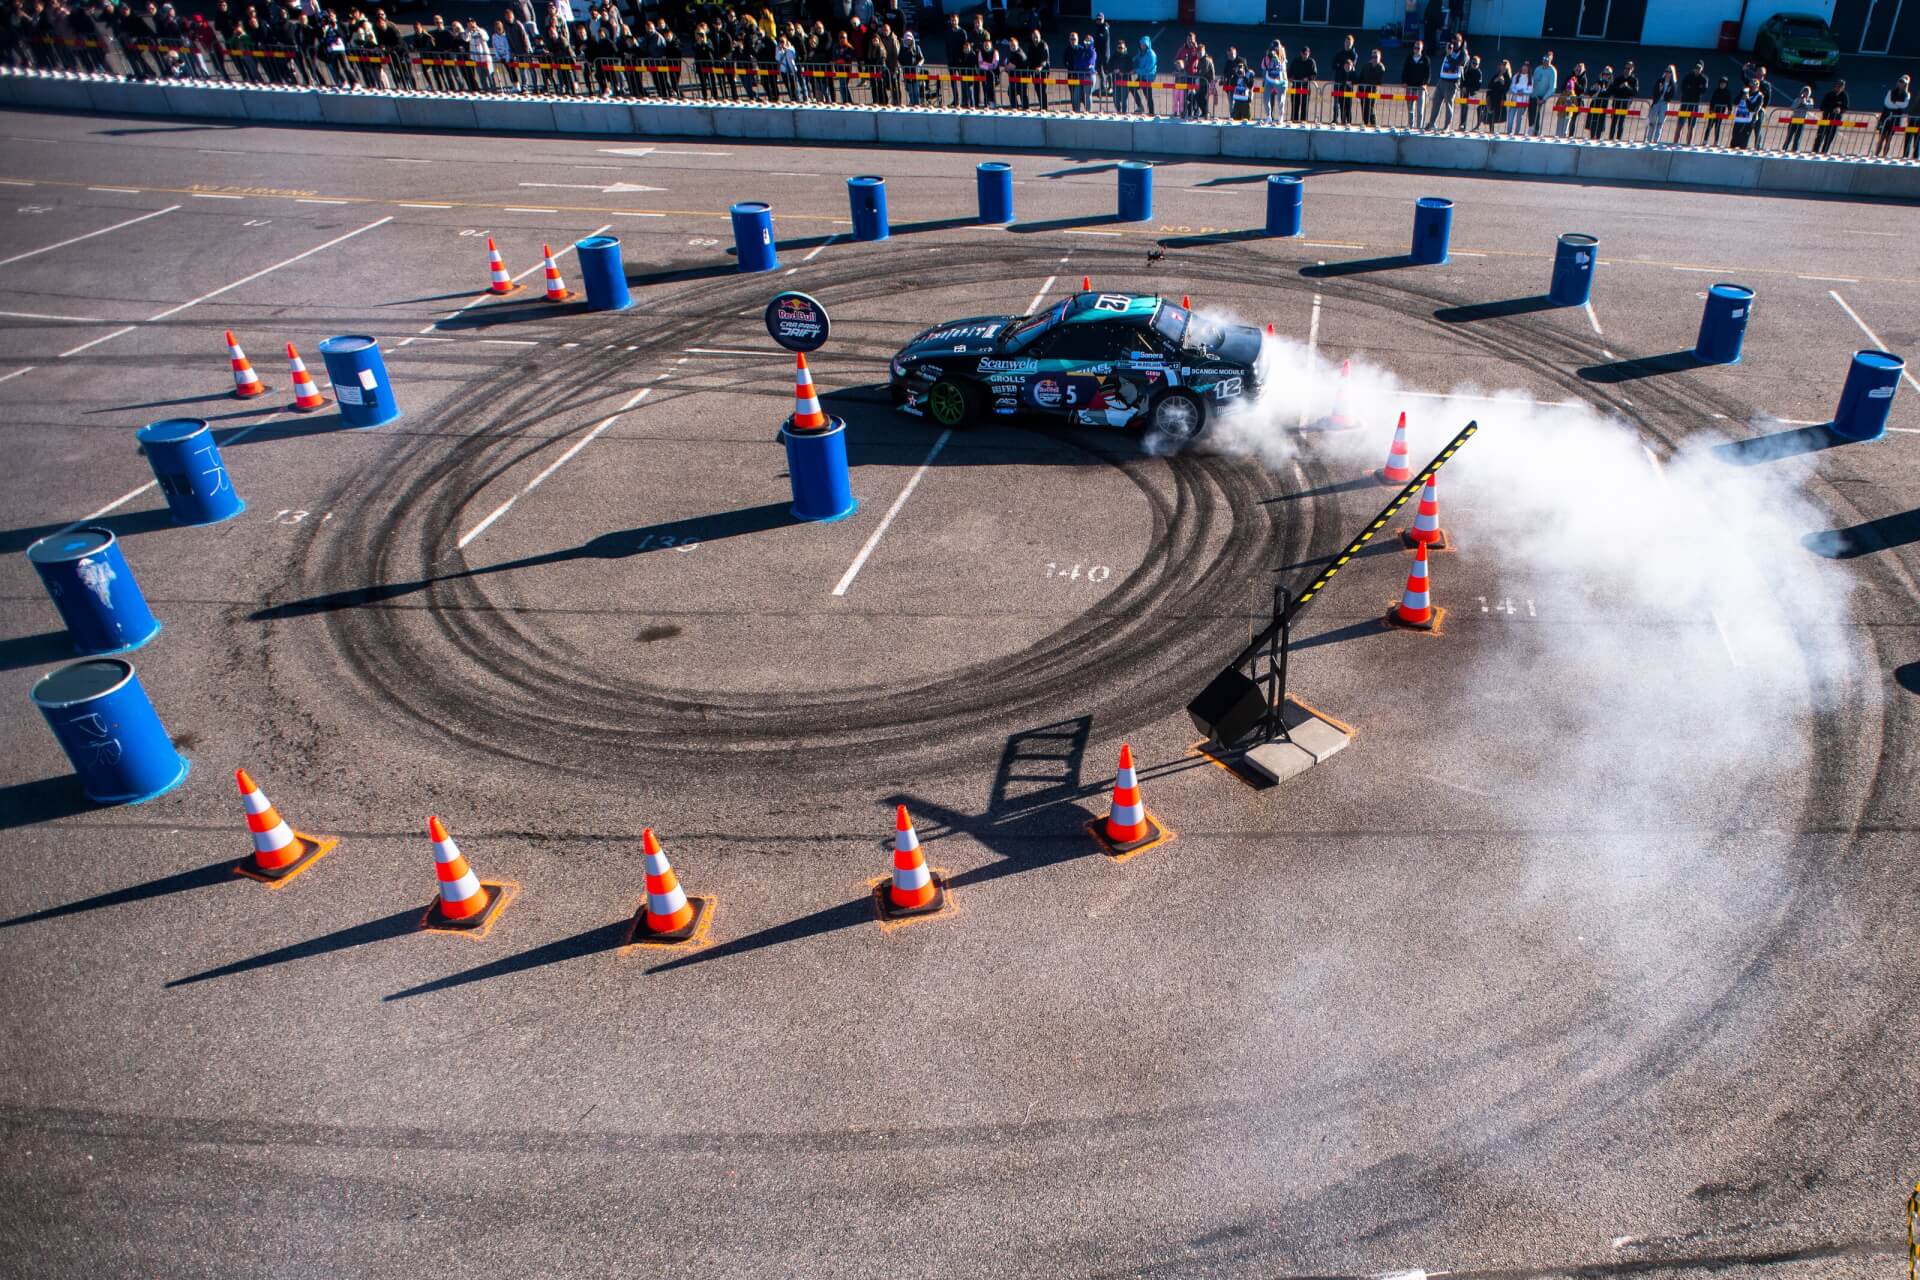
[1131,34,1155,115]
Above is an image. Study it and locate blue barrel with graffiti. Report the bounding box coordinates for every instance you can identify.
[1117,160,1153,222]
[976,162,1014,224]
[27,527,160,656]
[1265,174,1303,237]
[317,334,400,429]
[1831,349,1904,442]
[576,235,633,311]
[135,418,244,525]
[1549,232,1598,306]
[848,175,889,241]
[32,657,189,804]
[731,201,779,272]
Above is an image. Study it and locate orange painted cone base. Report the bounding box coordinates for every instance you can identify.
[1383,603,1445,634]
[233,831,338,887]
[1086,811,1169,858]
[1400,526,1451,550]
[873,873,948,923]
[627,894,714,946]
[421,882,515,935]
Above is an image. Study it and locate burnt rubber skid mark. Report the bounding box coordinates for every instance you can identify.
[268,246,1298,783]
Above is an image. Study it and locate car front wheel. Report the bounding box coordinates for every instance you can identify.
[1147,390,1205,442]
[926,378,977,428]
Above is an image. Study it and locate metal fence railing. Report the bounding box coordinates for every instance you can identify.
[6,36,1917,163]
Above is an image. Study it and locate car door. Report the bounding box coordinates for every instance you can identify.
[1020,322,1131,416]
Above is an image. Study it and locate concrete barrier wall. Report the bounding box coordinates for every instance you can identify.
[4,72,1918,201]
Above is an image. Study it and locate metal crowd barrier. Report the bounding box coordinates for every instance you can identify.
[7,35,1917,162]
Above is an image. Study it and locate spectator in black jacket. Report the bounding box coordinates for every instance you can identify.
[1358,47,1384,125]
[1287,43,1313,121]
[1815,79,1848,152]
[1705,75,1731,144]
[118,0,158,78]
[1677,59,1707,143]
[1608,60,1636,139]
[1400,38,1429,128]
[1330,31,1354,123]
[1586,63,1612,137]
[1028,28,1048,109]
[1458,53,1481,130]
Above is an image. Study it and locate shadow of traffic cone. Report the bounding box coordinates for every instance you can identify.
[286,342,328,412]
[1384,540,1444,633]
[232,768,337,886]
[789,352,829,431]
[1330,359,1356,430]
[873,805,951,925]
[485,236,518,295]
[226,330,269,398]
[1087,744,1172,860]
[1401,473,1449,549]
[541,243,571,303]
[624,828,713,948]
[1376,410,1412,484]
[420,815,514,935]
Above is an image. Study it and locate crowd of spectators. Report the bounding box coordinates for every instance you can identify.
[4,0,1915,158]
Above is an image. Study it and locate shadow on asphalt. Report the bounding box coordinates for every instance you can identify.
[250,500,798,620]
[1,856,234,925]
[165,908,424,987]
[1300,254,1417,279]
[1290,616,1392,651]
[0,630,78,672]
[1803,507,1920,559]
[1433,295,1564,324]
[1713,423,1851,466]
[384,919,634,999]
[1896,663,1920,696]
[0,506,177,556]
[1577,350,1706,383]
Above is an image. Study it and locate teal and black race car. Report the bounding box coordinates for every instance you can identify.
[889,291,1264,441]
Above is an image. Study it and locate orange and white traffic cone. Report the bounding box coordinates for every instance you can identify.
[1385,539,1442,632]
[227,330,269,398]
[1181,294,1191,310]
[1401,473,1448,549]
[286,342,328,412]
[421,815,511,933]
[1329,359,1356,430]
[788,352,829,432]
[232,767,338,885]
[627,827,711,945]
[541,243,570,303]
[1376,410,1412,484]
[485,236,516,294]
[1081,275,1090,292]
[875,805,948,922]
[1266,322,1275,336]
[1089,744,1168,857]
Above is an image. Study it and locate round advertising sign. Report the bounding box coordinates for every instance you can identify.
[764,291,831,353]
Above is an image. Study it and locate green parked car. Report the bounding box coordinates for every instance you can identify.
[1755,13,1841,77]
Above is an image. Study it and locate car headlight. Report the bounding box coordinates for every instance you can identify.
[891,359,906,378]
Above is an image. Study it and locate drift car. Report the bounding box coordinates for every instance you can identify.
[889,292,1263,440]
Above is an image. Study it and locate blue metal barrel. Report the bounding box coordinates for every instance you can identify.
[1265,174,1303,237]
[779,417,857,522]
[316,335,400,428]
[848,175,889,241]
[1117,160,1153,222]
[1411,197,1453,265]
[135,418,244,525]
[1832,349,1905,441]
[576,235,633,311]
[1549,232,1598,306]
[27,526,160,655]
[976,162,1014,224]
[731,201,779,272]
[32,657,189,804]
[1692,283,1754,364]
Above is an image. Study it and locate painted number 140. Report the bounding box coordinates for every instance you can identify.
[1046,562,1112,582]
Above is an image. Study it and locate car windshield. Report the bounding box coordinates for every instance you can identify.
[1156,303,1226,351]
[1005,300,1067,348]
[1780,19,1827,36]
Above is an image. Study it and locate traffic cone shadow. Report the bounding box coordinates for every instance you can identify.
[384,918,634,1000]
[166,907,424,987]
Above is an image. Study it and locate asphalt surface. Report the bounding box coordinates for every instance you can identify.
[0,111,1917,1278]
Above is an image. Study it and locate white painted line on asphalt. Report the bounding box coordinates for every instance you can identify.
[198,148,246,155]
[1602,348,1617,360]
[192,192,243,199]
[0,179,35,186]
[383,157,434,163]
[1829,289,1920,395]
[398,202,453,208]
[1711,609,1744,667]
[0,366,34,383]
[297,197,349,205]
[505,206,558,213]
[456,387,651,550]
[1672,266,1721,273]
[611,211,665,217]
[684,347,784,356]
[0,309,105,322]
[481,338,539,346]
[88,185,141,193]
[58,325,136,358]
[66,479,156,526]
[0,204,178,268]
[1026,274,1058,317]
[1889,427,1920,434]
[784,267,799,276]
[801,233,842,263]
[1584,301,1603,336]
[1450,250,1487,257]
[770,171,818,177]
[1303,241,1364,249]
[833,428,950,597]
[1065,229,1122,237]
[149,215,395,325]
[1798,274,1858,283]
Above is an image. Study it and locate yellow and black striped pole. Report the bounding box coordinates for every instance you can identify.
[1907,1178,1918,1280]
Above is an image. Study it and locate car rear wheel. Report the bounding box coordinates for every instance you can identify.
[1148,390,1205,442]
[926,378,977,428]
